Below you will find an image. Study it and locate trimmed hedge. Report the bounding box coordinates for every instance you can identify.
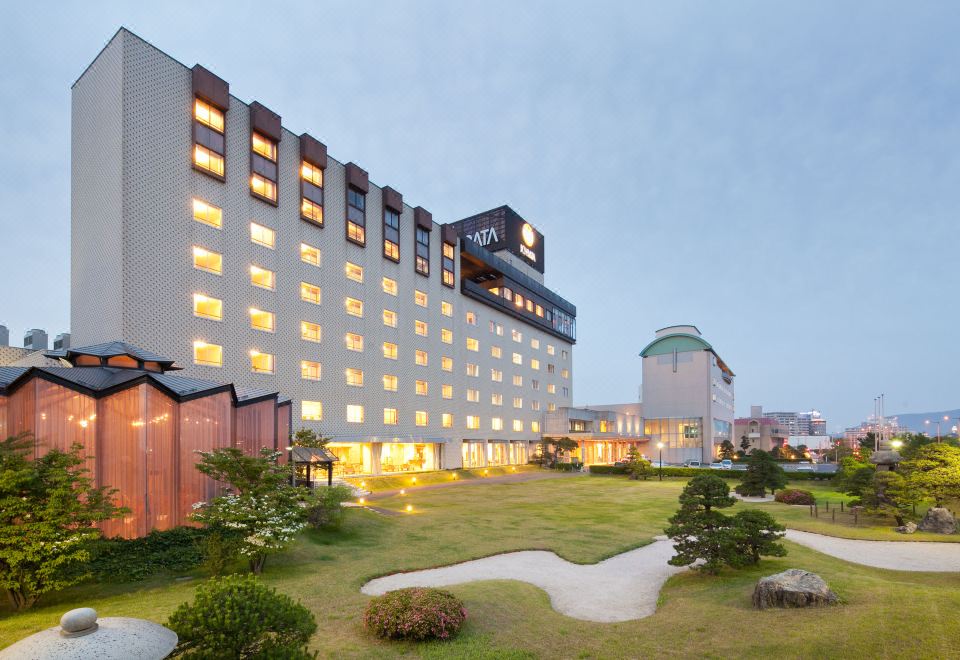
[364,587,467,641]
[89,526,207,582]
[588,465,834,481]
[774,488,816,505]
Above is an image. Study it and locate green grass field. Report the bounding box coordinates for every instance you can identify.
[2,475,959,658]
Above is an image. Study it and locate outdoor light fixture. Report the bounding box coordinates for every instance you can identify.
[406,504,413,513]
[400,489,406,495]
[358,498,365,505]
[891,439,903,450]
[656,442,665,482]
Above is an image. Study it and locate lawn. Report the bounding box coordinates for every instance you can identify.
[2,475,959,658]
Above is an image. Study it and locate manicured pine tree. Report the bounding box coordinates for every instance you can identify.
[665,474,738,574]
[735,449,787,497]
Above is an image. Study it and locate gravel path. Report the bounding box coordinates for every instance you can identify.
[784,529,960,572]
[362,536,685,623]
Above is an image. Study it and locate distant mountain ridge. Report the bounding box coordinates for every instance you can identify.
[891,409,960,434]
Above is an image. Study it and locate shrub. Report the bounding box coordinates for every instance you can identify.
[554,462,583,472]
[305,485,354,530]
[90,527,208,583]
[200,527,244,577]
[364,587,467,641]
[167,574,316,658]
[735,450,787,497]
[774,489,816,505]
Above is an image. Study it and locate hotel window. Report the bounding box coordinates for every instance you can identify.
[466,415,480,430]
[383,342,398,359]
[193,294,222,321]
[467,389,479,402]
[384,408,398,425]
[192,246,222,275]
[466,338,479,352]
[415,320,428,337]
[302,401,323,421]
[383,374,398,391]
[250,132,278,203]
[346,333,364,352]
[531,359,540,371]
[441,329,453,344]
[301,282,322,305]
[547,403,556,412]
[531,400,541,411]
[249,308,275,332]
[512,420,523,432]
[563,386,570,397]
[346,368,364,387]
[442,413,453,428]
[513,375,523,387]
[547,344,556,356]
[442,241,455,287]
[415,380,428,396]
[250,351,274,374]
[383,309,398,328]
[192,198,222,228]
[441,356,453,372]
[513,397,523,409]
[347,187,366,245]
[547,364,555,374]
[514,293,524,309]
[491,369,502,382]
[495,323,504,336]
[193,99,225,178]
[547,384,556,394]
[526,299,534,313]
[415,411,428,426]
[251,265,275,290]
[562,350,569,360]
[442,384,453,399]
[466,363,479,377]
[466,312,477,326]
[492,417,503,431]
[562,369,570,379]
[492,393,503,406]
[491,346,502,359]
[415,350,428,366]
[531,379,540,390]
[300,160,324,225]
[414,290,428,307]
[300,243,321,266]
[531,338,540,350]
[536,304,544,318]
[301,360,321,380]
[383,207,400,261]
[345,297,363,317]
[512,353,522,366]
[382,277,398,296]
[250,222,275,248]
[193,341,222,367]
[301,321,322,343]
[345,262,364,283]
[531,421,540,433]
[441,301,453,317]
[512,329,522,343]
[415,227,430,275]
[346,405,364,424]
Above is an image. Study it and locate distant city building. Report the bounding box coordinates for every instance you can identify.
[763,410,827,436]
[843,418,909,448]
[23,329,48,351]
[0,325,8,347]
[53,333,71,350]
[734,405,789,453]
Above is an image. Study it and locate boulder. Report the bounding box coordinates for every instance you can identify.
[752,569,839,610]
[917,507,956,534]
[895,522,917,534]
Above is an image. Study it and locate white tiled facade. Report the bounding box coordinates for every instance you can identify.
[70,29,575,472]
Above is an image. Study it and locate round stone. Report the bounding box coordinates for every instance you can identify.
[61,607,98,633]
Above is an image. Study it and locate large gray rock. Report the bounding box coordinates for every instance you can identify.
[752,569,839,609]
[895,521,918,534]
[917,507,956,534]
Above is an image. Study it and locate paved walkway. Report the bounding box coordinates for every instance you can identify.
[784,529,960,572]
[365,469,579,500]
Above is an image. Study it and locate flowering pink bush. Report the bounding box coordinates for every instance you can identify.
[774,488,816,505]
[363,587,467,641]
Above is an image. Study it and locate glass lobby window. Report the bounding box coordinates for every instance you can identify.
[301,360,321,380]
[382,277,398,296]
[300,282,322,304]
[300,242,321,266]
[250,265,275,290]
[462,440,484,466]
[382,342,398,359]
[384,408,398,425]
[488,442,509,466]
[302,401,323,421]
[193,294,222,321]
[383,208,400,261]
[192,246,222,275]
[345,297,363,317]
[415,226,430,275]
[301,321,322,342]
[383,374,398,391]
[347,187,366,245]
[301,160,324,225]
[250,350,274,374]
[380,443,436,472]
[346,405,364,423]
[250,222,275,248]
[345,333,364,352]
[193,341,222,367]
[192,198,222,228]
[345,262,364,283]
[249,308,275,332]
[346,368,364,387]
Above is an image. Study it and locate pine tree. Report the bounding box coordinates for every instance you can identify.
[735,450,787,496]
[664,474,737,574]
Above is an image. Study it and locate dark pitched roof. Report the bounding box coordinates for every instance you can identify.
[45,341,180,370]
[290,446,339,463]
[0,367,29,389]
[39,367,145,393]
[149,373,228,398]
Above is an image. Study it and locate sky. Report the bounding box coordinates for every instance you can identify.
[0,1,957,431]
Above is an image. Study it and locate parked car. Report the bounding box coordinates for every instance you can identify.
[709,462,724,469]
[684,460,702,468]
[710,460,733,470]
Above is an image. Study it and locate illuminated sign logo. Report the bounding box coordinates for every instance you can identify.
[467,227,499,246]
[521,223,536,247]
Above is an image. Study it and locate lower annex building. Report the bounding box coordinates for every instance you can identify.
[70,29,576,478]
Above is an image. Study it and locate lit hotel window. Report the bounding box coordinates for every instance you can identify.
[249,308,275,332]
[301,161,324,225]
[383,374,398,391]
[345,262,364,283]
[250,350,274,374]
[513,397,523,409]
[441,356,453,372]
[346,405,365,423]
[346,368,364,387]
[301,321,322,343]
[250,222,275,248]
[415,320,428,337]
[547,403,556,412]
[466,338,479,352]
[442,413,453,428]
[301,360,321,380]
[512,353,522,366]
[346,297,363,317]
[193,341,222,367]
[531,421,540,433]
[547,344,556,356]
[441,328,452,344]
[547,384,556,394]
[302,401,323,421]
[513,420,523,432]
[415,227,430,276]
[384,408,398,425]
[415,350,428,367]
[250,265,275,290]
[491,369,502,382]
[347,187,366,245]
[415,380,428,396]
[491,346,502,359]
[467,389,479,402]
[346,333,364,352]
[515,293,524,309]
[492,393,502,406]
[531,400,540,411]
[466,312,477,326]
[466,415,480,430]
[441,301,453,317]
[466,363,478,377]
[195,98,224,131]
[301,282,322,305]
[193,99,225,178]
[562,369,570,379]
[383,208,400,261]
[300,243,321,267]
[512,329,522,343]
[442,384,453,399]
[532,380,540,391]
[383,309,397,328]
[194,145,224,177]
[192,246,222,275]
[531,359,540,371]
[442,242,455,288]
[382,277,398,296]
[415,290,428,307]
[513,375,523,387]
[383,342,398,360]
[250,132,278,203]
[250,174,277,203]
[192,198,222,228]
[415,411,428,427]
[193,294,222,321]
[492,417,503,431]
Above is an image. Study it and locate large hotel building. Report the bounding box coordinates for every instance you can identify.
[70,29,576,476]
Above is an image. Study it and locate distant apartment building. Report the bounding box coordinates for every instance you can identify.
[0,325,8,347]
[734,405,789,453]
[70,29,576,477]
[763,410,826,436]
[53,333,71,350]
[544,403,643,464]
[23,329,48,351]
[843,418,909,447]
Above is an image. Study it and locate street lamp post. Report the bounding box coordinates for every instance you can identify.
[657,442,664,481]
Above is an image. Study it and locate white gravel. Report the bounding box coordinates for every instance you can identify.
[784,529,960,572]
[362,536,685,623]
